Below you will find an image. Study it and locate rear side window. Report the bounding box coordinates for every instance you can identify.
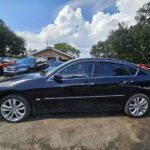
[126,65,137,75]
[138,70,147,75]
[94,62,127,77]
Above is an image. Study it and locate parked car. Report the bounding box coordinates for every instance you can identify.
[3,57,49,76]
[0,57,16,75]
[47,59,56,66]
[45,61,64,72]
[138,64,150,71]
[0,58,150,122]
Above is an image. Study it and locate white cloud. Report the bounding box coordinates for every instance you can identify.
[67,0,116,14]
[16,0,149,58]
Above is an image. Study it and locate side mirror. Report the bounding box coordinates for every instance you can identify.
[53,73,62,82]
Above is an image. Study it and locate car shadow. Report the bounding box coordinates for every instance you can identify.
[25,110,150,123]
[1,111,150,123]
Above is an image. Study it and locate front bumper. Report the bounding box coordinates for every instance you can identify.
[3,71,28,76]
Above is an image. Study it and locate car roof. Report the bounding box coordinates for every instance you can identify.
[70,58,127,64]
[68,58,140,69]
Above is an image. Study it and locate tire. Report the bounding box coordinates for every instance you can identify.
[125,93,150,118]
[0,94,31,123]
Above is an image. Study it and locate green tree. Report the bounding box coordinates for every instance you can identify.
[135,2,150,25]
[90,2,150,64]
[91,24,135,61]
[54,43,80,58]
[0,19,26,57]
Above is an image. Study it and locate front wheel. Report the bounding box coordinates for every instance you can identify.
[125,94,149,118]
[0,94,31,123]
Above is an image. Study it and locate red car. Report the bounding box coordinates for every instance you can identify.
[0,57,16,75]
[138,64,150,71]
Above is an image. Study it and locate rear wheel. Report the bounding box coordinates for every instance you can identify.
[0,94,31,123]
[125,94,149,118]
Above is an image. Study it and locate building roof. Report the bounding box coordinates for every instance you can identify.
[32,47,74,58]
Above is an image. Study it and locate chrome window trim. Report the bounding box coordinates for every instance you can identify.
[47,60,139,81]
[44,94,125,100]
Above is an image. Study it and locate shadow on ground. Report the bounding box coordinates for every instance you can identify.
[26,110,150,122]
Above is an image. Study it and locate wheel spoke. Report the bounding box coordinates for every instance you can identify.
[139,98,145,104]
[136,97,140,103]
[16,109,25,116]
[14,111,20,119]
[136,108,140,116]
[12,99,16,107]
[131,108,137,115]
[9,112,14,120]
[5,111,13,118]
[16,103,24,108]
[8,99,13,107]
[1,104,12,109]
[139,107,145,114]
[140,100,147,106]
[1,108,11,112]
[17,106,25,111]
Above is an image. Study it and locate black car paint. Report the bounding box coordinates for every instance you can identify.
[0,58,150,115]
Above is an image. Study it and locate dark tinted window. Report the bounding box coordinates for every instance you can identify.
[126,65,137,75]
[95,62,127,77]
[138,70,147,75]
[59,62,94,79]
[17,58,35,65]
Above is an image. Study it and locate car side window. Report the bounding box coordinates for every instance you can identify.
[94,62,127,77]
[126,64,138,75]
[59,62,94,79]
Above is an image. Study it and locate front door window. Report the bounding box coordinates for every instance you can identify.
[59,62,94,79]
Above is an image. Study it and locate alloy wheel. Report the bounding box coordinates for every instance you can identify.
[1,98,26,122]
[129,96,148,117]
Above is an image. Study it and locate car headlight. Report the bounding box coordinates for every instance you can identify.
[18,68,28,71]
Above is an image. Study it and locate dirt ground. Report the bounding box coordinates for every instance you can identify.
[0,77,150,150]
[0,112,150,150]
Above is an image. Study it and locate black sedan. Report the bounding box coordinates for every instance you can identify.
[0,58,150,122]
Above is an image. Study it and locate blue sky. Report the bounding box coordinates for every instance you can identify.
[0,0,117,32]
[1,0,147,57]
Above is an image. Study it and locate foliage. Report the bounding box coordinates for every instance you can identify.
[0,19,26,57]
[135,2,150,25]
[54,43,80,58]
[90,2,150,64]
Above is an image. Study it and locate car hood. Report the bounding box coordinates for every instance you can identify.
[0,73,45,87]
[6,63,31,68]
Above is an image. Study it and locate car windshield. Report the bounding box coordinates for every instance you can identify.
[0,57,4,62]
[44,61,68,76]
[51,61,64,67]
[17,58,35,65]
